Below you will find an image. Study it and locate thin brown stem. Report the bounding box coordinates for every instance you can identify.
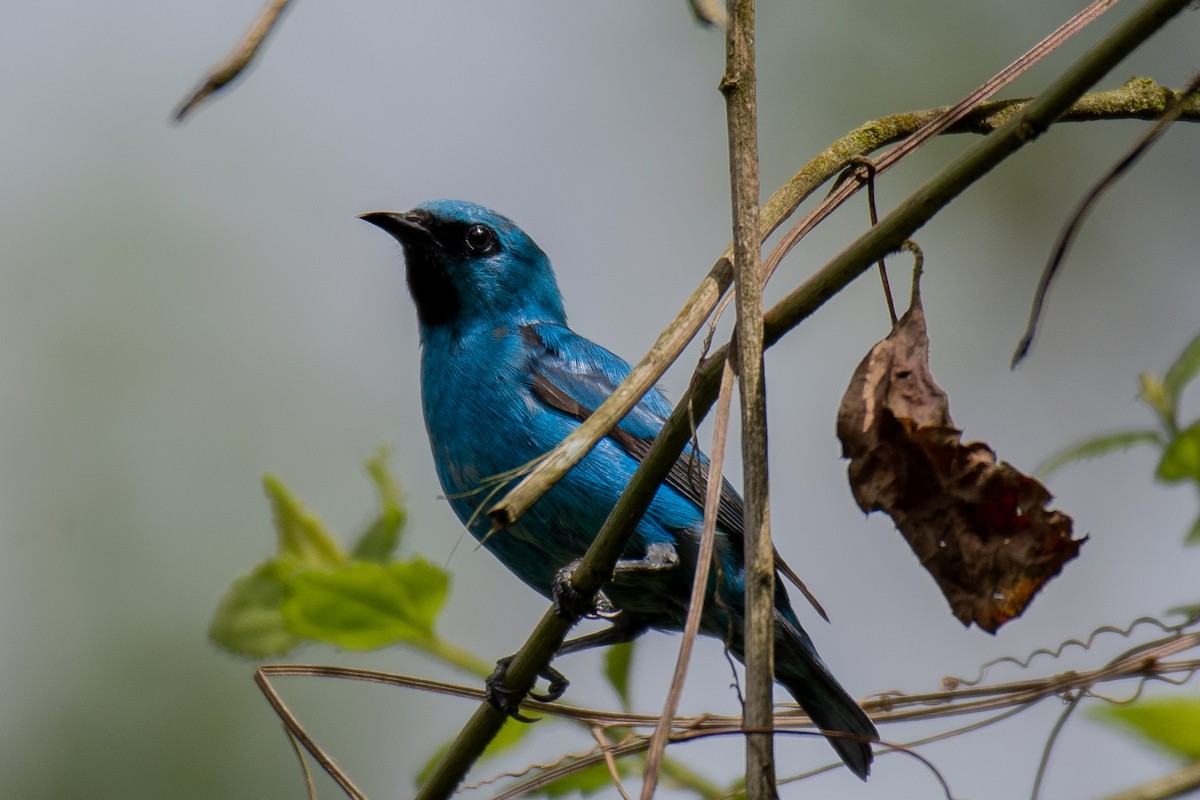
[172,0,296,122]
[254,667,367,800]
[641,360,737,798]
[1012,71,1200,366]
[721,0,776,795]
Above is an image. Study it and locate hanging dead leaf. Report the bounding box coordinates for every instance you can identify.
[837,275,1084,633]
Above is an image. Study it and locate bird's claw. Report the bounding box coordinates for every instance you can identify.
[484,656,571,721]
[552,560,618,620]
[528,663,569,703]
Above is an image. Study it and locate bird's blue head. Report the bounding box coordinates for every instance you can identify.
[361,200,566,333]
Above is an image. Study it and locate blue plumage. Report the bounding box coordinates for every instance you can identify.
[362,200,876,778]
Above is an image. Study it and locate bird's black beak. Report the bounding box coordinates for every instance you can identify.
[359,210,436,247]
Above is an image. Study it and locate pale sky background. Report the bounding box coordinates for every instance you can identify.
[2,2,1199,798]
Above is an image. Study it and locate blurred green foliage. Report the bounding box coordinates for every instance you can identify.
[209,448,703,796]
[1040,331,1200,544]
[208,447,461,659]
[1094,698,1200,761]
[1042,332,1200,769]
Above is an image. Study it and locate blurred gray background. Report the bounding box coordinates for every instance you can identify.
[3,1,1198,797]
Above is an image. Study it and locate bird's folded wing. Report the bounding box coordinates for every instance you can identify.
[521,324,827,621]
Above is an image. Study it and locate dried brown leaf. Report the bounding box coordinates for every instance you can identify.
[837,280,1084,633]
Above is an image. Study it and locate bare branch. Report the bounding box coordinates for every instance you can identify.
[172,0,296,123]
[255,666,367,800]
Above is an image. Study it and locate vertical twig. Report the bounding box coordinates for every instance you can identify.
[1030,692,1083,800]
[640,359,738,798]
[720,0,776,796]
[590,726,633,800]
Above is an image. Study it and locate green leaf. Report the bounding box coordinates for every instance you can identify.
[535,759,628,797]
[1164,331,1200,404]
[416,718,532,786]
[263,474,345,568]
[1156,422,1200,483]
[282,559,449,650]
[1036,430,1162,477]
[602,641,635,710]
[1094,698,1200,760]
[1186,513,1200,546]
[1139,373,1175,431]
[352,447,407,563]
[1167,602,1200,619]
[208,560,299,657]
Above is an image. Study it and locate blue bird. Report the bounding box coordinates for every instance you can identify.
[362,200,877,778]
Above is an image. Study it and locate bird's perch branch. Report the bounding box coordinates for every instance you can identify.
[414,0,1195,791]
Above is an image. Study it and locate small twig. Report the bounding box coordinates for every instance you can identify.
[1098,760,1200,800]
[946,614,1194,689]
[283,723,319,800]
[1030,691,1084,800]
[641,359,738,798]
[172,0,296,122]
[590,725,633,800]
[252,614,1200,797]
[845,156,898,324]
[255,666,367,800]
[1011,72,1200,367]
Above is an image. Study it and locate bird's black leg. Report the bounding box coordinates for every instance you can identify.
[528,663,570,703]
[487,610,653,719]
[484,656,535,722]
[551,542,679,620]
[485,656,572,721]
[551,559,617,620]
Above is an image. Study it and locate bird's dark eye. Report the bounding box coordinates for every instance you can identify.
[464,224,496,254]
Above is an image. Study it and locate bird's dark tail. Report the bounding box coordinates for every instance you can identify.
[737,610,877,780]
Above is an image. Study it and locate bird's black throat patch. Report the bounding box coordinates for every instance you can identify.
[404,244,460,327]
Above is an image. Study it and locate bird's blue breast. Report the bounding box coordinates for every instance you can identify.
[419,321,716,609]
